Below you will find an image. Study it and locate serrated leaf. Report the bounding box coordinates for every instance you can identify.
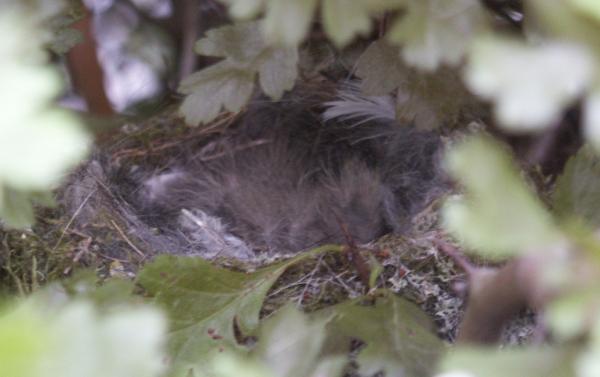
[179,62,255,125]
[195,22,266,63]
[257,47,298,98]
[355,40,480,129]
[443,135,561,258]
[321,0,396,48]
[388,0,487,71]
[137,254,312,373]
[181,22,298,125]
[356,39,405,95]
[553,145,600,226]
[438,347,575,377]
[315,291,444,377]
[395,67,479,129]
[263,0,318,46]
[464,37,594,131]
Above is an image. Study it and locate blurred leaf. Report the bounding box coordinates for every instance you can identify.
[546,288,600,340]
[181,22,298,125]
[388,0,487,71]
[368,254,384,289]
[58,271,139,309]
[443,135,561,258]
[196,305,345,377]
[577,317,600,377]
[583,90,600,151]
[316,291,444,377]
[527,0,600,62]
[322,0,402,48]
[553,145,600,226]
[195,22,266,63]
[464,36,593,131]
[356,39,481,129]
[0,188,35,228]
[307,357,347,377]
[394,67,480,129]
[255,305,334,377]
[48,27,82,54]
[569,0,600,22]
[356,39,405,95]
[0,299,166,377]
[220,0,401,48]
[199,353,275,377]
[438,347,575,377]
[263,0,318,46]
[0,8,89,227]
[219,0,265,19]
[0,302,50,377]
[137,254,308,373]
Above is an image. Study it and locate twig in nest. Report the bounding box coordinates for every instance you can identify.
[297,254,325,305]
[110,220,147,260]
[338,219,371,288]
[456,260,529,344]
[52,188,96,253]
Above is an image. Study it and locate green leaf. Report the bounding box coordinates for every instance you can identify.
[219,0,266,19]
[255,305,332,377]
[0,7,89,227]
[0,188,35,228]
[200,353,275,377]
[439,347,575,377]
[0,302,51,377]
[553,145,600,227]
[569,0,600,22]
[315,291,444,377]
[196,304,345,377]
[181,22,298,125]
[322,0,402,48]
[546,288,600,340]
[442,135,561,258]
[583,90,600,151]
[179,62,256,125]
[195,22,266,63]
[355,39,481,129]
[577,317,600,377]
[387,0,487,71]
[48,27,82,54]
[263,0,318,46]
[256,47,299,99]
[528,0,600,62]
[137,255,307,373]
[0,299,166,377]
[355,39,405,95]
[464,36,593,131]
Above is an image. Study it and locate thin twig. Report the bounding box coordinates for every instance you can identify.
[52,188,96,253]
[110,220,146,259]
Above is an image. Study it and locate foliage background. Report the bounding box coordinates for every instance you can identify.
[3,0,600,377]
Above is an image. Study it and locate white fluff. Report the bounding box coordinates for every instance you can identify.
[323,83,396,126]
